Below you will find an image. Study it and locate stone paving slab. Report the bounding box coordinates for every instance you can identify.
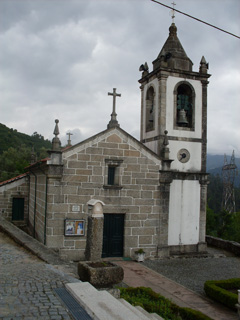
[0,217,78,277]
[144,252,240,295]
[115,260,239,320]
[0,230,80,319]
[0,217,64,265]
[1,217,239,320]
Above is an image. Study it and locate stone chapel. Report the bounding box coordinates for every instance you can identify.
[0,23,210,261]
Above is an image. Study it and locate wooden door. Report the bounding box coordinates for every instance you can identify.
[102,214,124,257]
[12,198,24,221]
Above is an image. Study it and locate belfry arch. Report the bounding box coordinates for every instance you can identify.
[145,86,155,132]
[174,81,195,130]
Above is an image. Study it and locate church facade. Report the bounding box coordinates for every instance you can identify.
[0,23,210,261]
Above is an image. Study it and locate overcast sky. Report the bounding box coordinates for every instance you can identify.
[0,0,239,157]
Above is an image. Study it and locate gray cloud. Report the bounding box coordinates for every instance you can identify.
[0,0,239,157]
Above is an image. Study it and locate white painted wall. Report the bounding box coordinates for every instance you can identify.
[0,177,28,192]
[144,140,158,155]
[166,76,202,139]
[169,141,202,171]
[168,180,200,245]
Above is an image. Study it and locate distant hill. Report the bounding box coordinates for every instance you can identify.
[207,154,240,171]
[0,123,51,155]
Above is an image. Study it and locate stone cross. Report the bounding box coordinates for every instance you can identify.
[66,132,73,146]
[107,88,121,129]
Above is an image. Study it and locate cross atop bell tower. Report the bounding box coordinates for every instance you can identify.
[107,88,121,129]
[171,2,176,23]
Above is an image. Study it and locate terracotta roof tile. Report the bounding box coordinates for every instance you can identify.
[0,172,28,187]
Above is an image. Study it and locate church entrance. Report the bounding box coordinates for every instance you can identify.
[102,214,124,258]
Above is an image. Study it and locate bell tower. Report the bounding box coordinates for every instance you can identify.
[139,23,210,172]
[139,23,211,256]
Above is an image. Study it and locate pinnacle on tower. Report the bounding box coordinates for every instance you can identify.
[199,56,209,74]
[52,119,61,151]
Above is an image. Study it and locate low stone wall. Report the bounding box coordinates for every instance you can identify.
[206,235,240,256]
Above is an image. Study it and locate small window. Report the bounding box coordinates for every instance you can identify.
[108,166,116,185]
[104,159,123,189]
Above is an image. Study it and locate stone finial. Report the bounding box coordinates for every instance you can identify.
[169,23,177,38]
[199,56,209,74]
[160,130,173,171]
[161,130,170,160]
[52,119,61,151]
[163,130,169,147]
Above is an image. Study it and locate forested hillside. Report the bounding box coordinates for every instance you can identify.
[0,123,51,154]
[0,123,51,182]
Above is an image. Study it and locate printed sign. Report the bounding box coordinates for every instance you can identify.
[65,219,85,236]
[72,205,80,212]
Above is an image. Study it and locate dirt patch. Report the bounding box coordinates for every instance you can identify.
[87,261,113,268]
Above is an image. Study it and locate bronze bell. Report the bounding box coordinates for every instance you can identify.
[177,109,188,125]
[149,110,154,122]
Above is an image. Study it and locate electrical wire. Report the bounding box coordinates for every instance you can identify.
[150,0,240,40]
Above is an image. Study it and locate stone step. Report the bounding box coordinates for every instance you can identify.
[135,305,164,320]
[66,282,150,320]
[118,298,152,320]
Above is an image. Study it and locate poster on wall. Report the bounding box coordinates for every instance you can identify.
[65,219,85,236]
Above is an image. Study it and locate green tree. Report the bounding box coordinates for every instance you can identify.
[38,147,49,160]
[0,146,31,182]
[206,206,218,236]
[207,174,223,213]
[223,212,240,242]
[216,210,233,238]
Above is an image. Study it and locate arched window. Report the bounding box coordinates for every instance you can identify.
[145,87,155,132]
[175,83,195,129]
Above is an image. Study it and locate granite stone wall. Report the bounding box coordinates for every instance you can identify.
[206,235,240,256]
[0,177,29,223]
[44,129,161,261]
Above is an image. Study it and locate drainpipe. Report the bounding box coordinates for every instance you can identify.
[38,166,48,245]
[27,173,30,225]
[29,169,37,238]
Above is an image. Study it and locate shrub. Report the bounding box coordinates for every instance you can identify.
[120,287,212,320]
[204,278,240,310]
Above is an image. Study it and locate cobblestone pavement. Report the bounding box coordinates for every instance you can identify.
[144,247,240,295]
[0,231,79,320]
